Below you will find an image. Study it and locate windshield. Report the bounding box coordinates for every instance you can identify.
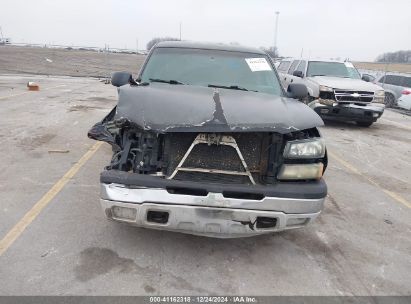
[307,61,361,79]
[140,47,283,95]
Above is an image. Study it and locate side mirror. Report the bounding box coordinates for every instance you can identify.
[293,70,304,78]
[287,83,308,99]
[111,72,133,87]
[361,74,372,82]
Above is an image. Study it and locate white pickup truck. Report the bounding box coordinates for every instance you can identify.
[277,59,385,127]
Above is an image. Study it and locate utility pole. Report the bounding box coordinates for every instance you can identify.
[104,44,111,84]
[274,11,280,57]
[179,22,182,40]
[136,38,139,54]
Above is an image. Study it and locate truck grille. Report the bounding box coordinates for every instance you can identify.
[334,90,374,103]
[163,133,271,185]
[173,171,251,184]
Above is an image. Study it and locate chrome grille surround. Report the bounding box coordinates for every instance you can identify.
[333,90,374,104]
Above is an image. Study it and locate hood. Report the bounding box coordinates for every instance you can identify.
[308,76,383,91]
[115,83,323,134]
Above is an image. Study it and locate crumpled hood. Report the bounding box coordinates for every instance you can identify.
[308,76,383,91]
[115,83,323,133]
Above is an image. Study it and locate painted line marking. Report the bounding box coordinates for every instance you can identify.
[0,84,66,100]
[328,150,411,209]
[0,141,103,256]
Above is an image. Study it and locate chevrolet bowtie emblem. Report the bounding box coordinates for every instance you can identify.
[351,93,360,98]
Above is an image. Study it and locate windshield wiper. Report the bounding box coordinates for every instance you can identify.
[149,78,185,85]
[208,84,257,92]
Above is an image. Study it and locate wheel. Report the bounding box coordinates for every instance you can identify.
[357,121,373,127]
[384,93,396,108]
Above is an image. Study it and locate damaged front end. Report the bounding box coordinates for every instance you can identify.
[310,89,385,126]
[89,84,327,238]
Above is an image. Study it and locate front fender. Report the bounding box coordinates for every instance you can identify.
[305,79,319,97]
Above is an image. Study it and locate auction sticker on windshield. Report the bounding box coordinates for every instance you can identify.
[245,58,272,72]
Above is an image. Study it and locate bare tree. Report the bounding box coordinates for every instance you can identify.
[375,50,411,63]
[260,46,279,58]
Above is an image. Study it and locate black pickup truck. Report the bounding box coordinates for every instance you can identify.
[88,41,327,238]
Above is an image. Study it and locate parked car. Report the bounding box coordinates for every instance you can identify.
[372,73,411,108]
[88,41,328,238]
[397,89,411,110]
[277,58,385,127]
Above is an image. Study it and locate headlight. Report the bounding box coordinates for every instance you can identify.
[374,97,385,103]
[277,163,324,180]
[374,90,385,103]
[375,90,385,97]
[283,138,325,159]
[319,85,333,92]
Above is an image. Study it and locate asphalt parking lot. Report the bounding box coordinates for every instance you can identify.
[0,74,410,296]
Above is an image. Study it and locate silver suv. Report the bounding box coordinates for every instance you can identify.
[277,59,385,127]
[373,73,411,108]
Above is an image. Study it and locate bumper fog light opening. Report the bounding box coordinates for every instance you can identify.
[256,217,277,229]
[147,210,169,224]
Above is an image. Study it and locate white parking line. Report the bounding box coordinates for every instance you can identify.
[329,150,411,209]
[0,142,102,256]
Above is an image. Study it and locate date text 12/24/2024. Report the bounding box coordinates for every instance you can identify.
[149,296,257,303]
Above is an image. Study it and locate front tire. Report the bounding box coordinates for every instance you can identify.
[357,121,373,127]
[384,93,396,108]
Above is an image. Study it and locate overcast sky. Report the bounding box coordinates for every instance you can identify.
[1,0,410,61]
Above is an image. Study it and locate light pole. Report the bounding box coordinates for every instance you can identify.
[274,11,280,57]
[179,22,182,40]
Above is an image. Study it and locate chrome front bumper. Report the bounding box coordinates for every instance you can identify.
[100,183,325,238]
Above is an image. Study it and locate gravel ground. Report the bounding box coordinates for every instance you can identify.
[0,45,146,78]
